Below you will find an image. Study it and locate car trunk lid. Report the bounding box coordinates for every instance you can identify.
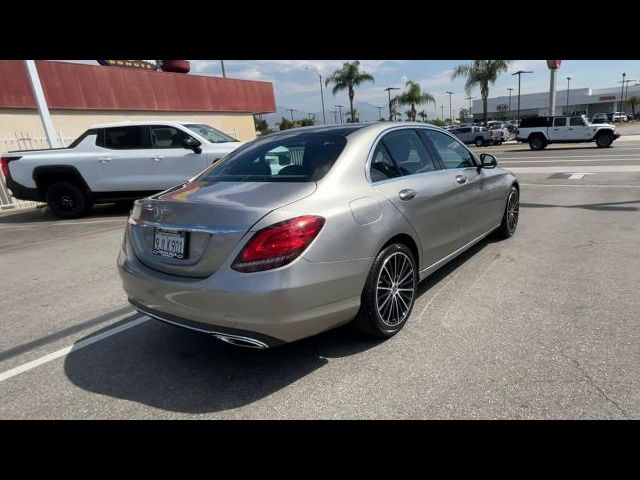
[128,179,316,277]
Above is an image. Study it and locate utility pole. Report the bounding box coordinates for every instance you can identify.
[441,105,444,122]
[512,70,533,123]
[619,72,626,112]
[375,106,383,121]
[287,109,295,122]
[305,67,326,124]
[24,60,60,148]
[384,87,400,121]
[220,60,226,78]
[566,77,572,110]
[331,109,338,124]
[507,88,513,121]
[335,105,344,124]
[445,92,453,125]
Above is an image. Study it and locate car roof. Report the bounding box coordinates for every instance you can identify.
[88,120,199,129]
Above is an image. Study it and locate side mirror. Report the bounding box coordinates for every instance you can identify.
[182,137,202,154]
[479,153,497,169]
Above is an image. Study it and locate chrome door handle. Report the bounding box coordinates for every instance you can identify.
[98,157,112,163]
[398,189,417,201]
[455,175,468,184]
[152,156,165,162]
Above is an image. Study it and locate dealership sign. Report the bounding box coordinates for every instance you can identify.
[97,60,160,70]
[599,95,616,101]
[547,60,562,69]
[496,104,509,111]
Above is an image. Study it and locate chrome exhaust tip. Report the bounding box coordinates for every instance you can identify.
[213,334,269,349]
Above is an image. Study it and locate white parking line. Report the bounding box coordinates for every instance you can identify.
[500,158,640,164]
[0,316,149,384]
[507,165,640,173]
[521,183,640,188]
[498,154,640,161]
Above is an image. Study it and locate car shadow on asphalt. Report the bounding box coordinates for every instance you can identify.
[0,202,132,224]
[63,237,493,415]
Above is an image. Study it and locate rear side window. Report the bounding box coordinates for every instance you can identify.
[199,132,346,183]
[100,126,148,149]
[381,129,437,176]
[68,128,98,148]
[553,117,567,127]
[370,142,401,182]
[570,117,585,126]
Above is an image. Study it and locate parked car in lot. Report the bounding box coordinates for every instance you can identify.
[1,121,244,218]
[450,125,493,146]
[119,123,519,348]
[488,123,509,144]
[591,113,609,124]
[516,115,619,150]
[611,112,628,122]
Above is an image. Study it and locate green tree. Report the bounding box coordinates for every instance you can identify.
[279,117,294,130]
[325,61,374,125]
[418,110,427,122]
[451,60,510,126]
[395,80,436,121]
[300,118,315,126]
[345,108,360,123]
[254,115,268,134]
[626,96,639,118]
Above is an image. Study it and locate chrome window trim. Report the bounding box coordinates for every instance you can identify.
[128,217,242,235]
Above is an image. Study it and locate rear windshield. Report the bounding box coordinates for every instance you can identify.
[198,132,347,183]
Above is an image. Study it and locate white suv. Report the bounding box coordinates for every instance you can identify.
[611,112,628,122]
[2,121,244,218]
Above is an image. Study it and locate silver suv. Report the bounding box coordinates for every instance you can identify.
[450,125,492,147]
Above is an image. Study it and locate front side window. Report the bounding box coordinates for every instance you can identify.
[184,123,237,143]
[198,132,346,183]
[150,126,191,149]
[380,129,437,176]
[101,126,147,149]
[422,130,475,169]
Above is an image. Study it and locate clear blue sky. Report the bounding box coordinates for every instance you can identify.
[62,60,640,116]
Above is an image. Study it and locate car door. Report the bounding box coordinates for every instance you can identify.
[147,125,211,190]
[93,125,155,192]
[421,128,503,247]
[549,117,568,141]
[568,116,592,141]
[368,128,460,270]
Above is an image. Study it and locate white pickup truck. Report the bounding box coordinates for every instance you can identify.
[515,115,620,150]
[1,121,244,218]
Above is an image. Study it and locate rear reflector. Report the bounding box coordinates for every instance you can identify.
[232,215,325,273]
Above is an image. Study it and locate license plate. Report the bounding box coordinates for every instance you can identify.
[152,229,188,259]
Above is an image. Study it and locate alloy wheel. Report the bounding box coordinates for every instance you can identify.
[375,252,416,327]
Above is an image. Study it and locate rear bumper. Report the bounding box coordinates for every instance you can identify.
[117,230,371,345]
[4,176,41,202]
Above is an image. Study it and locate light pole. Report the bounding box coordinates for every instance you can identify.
[305,66,326,124]
[331,109,338,124]
[512,70,533,124]
[566,77,572,111]
[375,106,383,121]
[286,109,295,122]
[24,60,60,148]
[384,87,400,121]
[618,76,637,112]
[619,72,626,112]
[220,60,226,78]
[445,92,453,125]
[335,105,344,124]
[507,88,513,121]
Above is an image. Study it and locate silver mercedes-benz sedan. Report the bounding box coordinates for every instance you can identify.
[118,123,519,348]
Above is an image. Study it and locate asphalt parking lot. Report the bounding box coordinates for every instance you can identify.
[1,138,639,419]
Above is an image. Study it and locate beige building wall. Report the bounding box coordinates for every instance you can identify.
[0,109,257,143]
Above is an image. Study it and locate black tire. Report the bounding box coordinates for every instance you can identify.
[475,137,485,147]
[495,185,519,239]
[595,131,613,148]
[45,181,92,219]
[529,135,546,151]
[353,243,418,338]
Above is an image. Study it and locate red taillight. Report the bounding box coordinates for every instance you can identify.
[232,215,326,273]
[0,157,10,179]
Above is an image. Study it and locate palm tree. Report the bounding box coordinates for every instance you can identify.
[395,80,436,121]
[405,109,413,121]
[325,61,374,124]
[451,60,510,126]
[626,96,639,119]
[418,110,427,122]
